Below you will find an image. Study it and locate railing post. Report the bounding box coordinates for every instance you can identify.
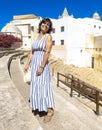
[70,75,73,97]
[52,68,54,76]
[57,72,59,87]
[65,74,67,83]
[78,79,81,97]
[95,91,99,115]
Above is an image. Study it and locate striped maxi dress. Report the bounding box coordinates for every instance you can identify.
[30,34,54,112]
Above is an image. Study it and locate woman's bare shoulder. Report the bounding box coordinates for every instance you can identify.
[46,33,52,40]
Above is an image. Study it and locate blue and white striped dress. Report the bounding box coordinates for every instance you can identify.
[30,34,54,112]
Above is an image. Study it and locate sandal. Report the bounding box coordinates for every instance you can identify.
[32,109,39,116]
[47,109,54,116]
[43,109,54,123]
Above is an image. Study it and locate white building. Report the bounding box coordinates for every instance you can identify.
[1,8,102,68]
[51,8,102,67]
[1,14,41,49]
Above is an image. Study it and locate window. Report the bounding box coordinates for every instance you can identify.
[95,48,97,51]
[94,25,96,28]
[52,28,55,33]
[28,25,31,34]
[61,26,64,32]
[61,40,64,45]
[52,41,55,45]
[99,26,101,29]
[31,26,34,31]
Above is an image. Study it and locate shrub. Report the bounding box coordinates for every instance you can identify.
[0,33,22,48]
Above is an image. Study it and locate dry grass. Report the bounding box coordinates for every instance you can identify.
[49,55,102,90]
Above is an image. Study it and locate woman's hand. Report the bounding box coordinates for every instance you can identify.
[36,67,44,76]
[24,51,32,73]
[24,64,29,73]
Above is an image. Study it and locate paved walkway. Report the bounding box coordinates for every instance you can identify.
[1,54,102,130]
[0,55,42,130]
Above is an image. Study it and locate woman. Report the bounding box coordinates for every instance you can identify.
[24,18,54,123]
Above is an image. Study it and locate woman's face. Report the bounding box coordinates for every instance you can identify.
[40,22,50,34]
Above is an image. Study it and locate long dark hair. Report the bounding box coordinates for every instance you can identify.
[38,18,53,33]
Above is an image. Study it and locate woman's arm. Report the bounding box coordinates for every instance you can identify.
[36,34,52,75]
[41,34,52,68]
[24,50,33,73]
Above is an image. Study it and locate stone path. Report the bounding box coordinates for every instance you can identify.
[0,55,42,130]
[9,56,102,130]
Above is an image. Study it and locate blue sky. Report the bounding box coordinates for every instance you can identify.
[0,0,102,30]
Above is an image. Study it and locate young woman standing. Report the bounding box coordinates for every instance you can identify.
[24,18,54,123]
